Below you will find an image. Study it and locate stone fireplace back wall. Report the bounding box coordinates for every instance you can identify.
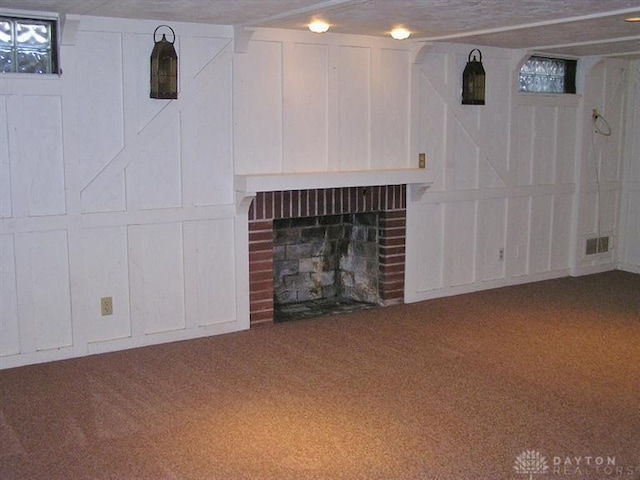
[248,185,406,325]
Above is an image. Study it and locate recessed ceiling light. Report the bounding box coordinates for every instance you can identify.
[309,20,329,33]
[390,27,411,40]
[624,16,640,22]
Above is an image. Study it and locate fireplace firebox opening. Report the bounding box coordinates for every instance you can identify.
[248,186,406,325]
[273,213,379,321]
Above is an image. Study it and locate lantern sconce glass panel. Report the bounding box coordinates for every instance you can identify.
[150,25,178,99]
[462,49,485,105]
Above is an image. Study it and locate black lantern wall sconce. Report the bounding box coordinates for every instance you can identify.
[150,25,178,99]
[462,49,485,105]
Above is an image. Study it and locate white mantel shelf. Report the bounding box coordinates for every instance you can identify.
[234,168,433,195]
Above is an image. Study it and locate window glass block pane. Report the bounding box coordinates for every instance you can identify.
[534,58,546,74]
[550,76,564,93]
[17,49,50,73]
[0,48,13,72]
[533,75,547,92]
[519,56,572,94]
[0,20,12,46]
[16,21,50,47]
[0,16,56,74]
[520,61,533,74]
[520,73,534,91]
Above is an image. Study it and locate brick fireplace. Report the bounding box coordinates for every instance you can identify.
[247,185,406,325]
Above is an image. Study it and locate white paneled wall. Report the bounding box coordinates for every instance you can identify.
[183,218,237,327]
[0,16,241,368]
[0,13,638,368]
[0,235,19,356]
[233,29,411,174]
[478,197,507,281]
[405,44,631,302]
[619,60,640,273]
[81,227,131,343]
[574,59,629,274]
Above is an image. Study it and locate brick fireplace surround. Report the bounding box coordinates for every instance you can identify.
[248,185,407,326]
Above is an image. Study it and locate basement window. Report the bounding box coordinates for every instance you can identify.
[519,56,576,94]
[0,15,58,74]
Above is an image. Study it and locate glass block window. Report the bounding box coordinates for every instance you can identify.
[0,15,58,74]
[519,56,576,94]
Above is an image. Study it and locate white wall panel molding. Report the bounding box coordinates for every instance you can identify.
[416,183,575,204]
[443,200,477,287]
[9,231,73,357]
[0,78,63,96]
[512,105,535,186]
[331,44,371,171]
[411,52,446,190]
[181,43,234,207]
[477,197,507,282]
[126,113,183,211]
[81,38,232,208]
[6,95,66,217]
[529,195,554,274]
[517,93,580,108]
[531,106,558,185]
[72,31,125,190]
[282,42,329,172]
[184,219,237,328]
[377,48,411,169]
[0,97,10,219]
[405,201,444,300]
[61,42,92,360]
[615,61,637,270]
[505,196,531,278]
[551,193,574,271]
[235,30,411,175]
[579,180,623,192]
[81,227,130,344]
[128,223,185,336]
[81,204,236,229]
[233,39,284,175]
[415,44,511,187]
[0,234,19,357]
[0,215,74,235]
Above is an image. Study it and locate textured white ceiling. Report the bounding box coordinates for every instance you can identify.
[1,0,639,57]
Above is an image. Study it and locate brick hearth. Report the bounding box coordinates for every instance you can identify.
[248,185,406,326]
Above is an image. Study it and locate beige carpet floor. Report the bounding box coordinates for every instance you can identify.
[1,271,639,479]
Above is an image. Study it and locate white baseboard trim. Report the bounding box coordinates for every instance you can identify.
[570,264,616,277]
[405,270,570,304]
[616,263,640,274]
[0,320,246,370]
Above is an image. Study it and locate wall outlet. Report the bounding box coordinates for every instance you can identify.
[418,153,426,169]
[101,296,113,316]
[499,247,504,261]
